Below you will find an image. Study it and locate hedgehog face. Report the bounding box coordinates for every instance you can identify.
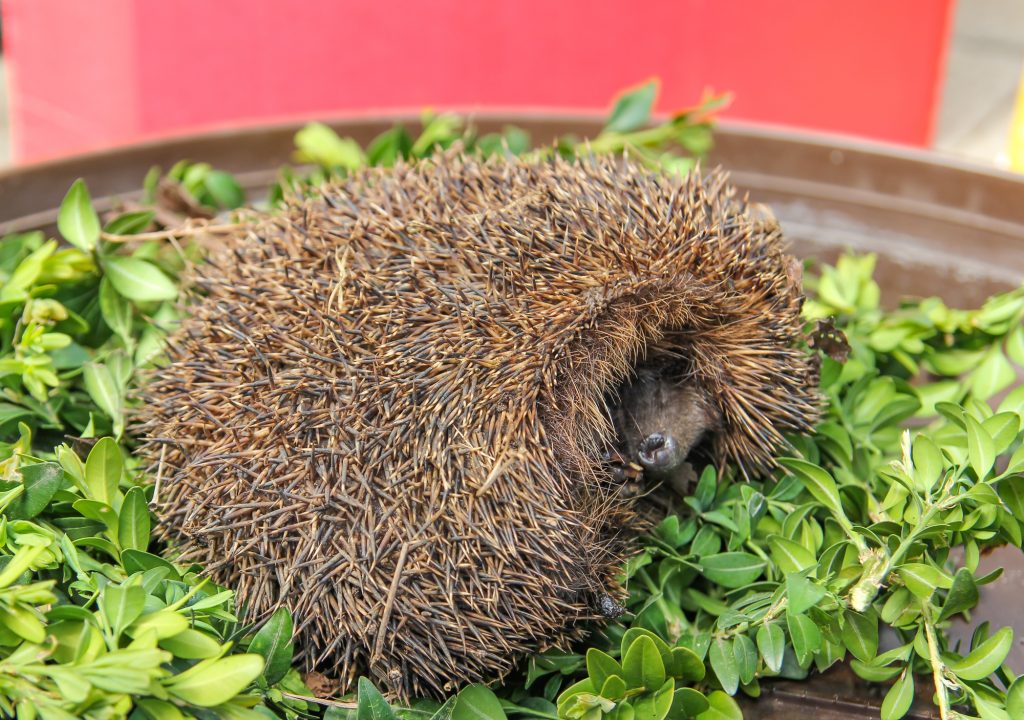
[608,357,721,496]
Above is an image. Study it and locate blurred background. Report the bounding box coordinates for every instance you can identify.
[0,0,1020,170]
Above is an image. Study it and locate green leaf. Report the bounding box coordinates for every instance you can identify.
[946,626,1013,680]
[998,475,1024,520]
[7,462,62,520]
[188,590,235,611]
[74,500,118,539]
[2,240,55,303]
[608,702,635,720]
[129,609,189,641]
[1,604,46,642]
[767,535,816,574]
[249,606,294,684]
[78,647,167,694]
[104,256,178,302]
[1007,675,1024,718]
[732,634,757,685]
[849,643,911,683]
[58,179,101,252]
[974,696,1012,720]
[983,411,1020,456]
[623,635,666,691]
[778,458,846,519]
[0,544,44,588]
[670,687,708,719]
[166,654,264,707]
[118,486,151,553]
[849,659,904,683]
[693,466,717,510]
[698,553,765,589]
[971,347,1015,400]
[911,434,943,495]
[0,403,33,427]
[786,612,822,667]
[159,628,223,659]
[136,699,187,720]
[786,574,826,615]
[599,674,627,700]
[367,126,413,166]
[667,646,705,682]
[708,638,738,695]
[929,349,984,377]
[100,583,146,637]
[690,525,721,557]
[141,165,161,202]
[99,277,133,342]
[294,122,365,170]
[202,170,245,209]
[633,678,674,720]
[966,414,996,480]
[104,210,155,235]
[411,112,463,157]
[47,667,93,704]
[695,691,741,720]
[620,629,670,664]
[428,696,458,720]
[898,563,948,600]
[556,679,595,714]
[880,669,914,720]
[999,383,1024,417]
[604,80,658,134]
[756,622,785,674]
[83,363,124,435]
[122,549,180,578]
[586,647,624,690]
[938,567,979,622]
[976,292,1024,329]
[452,684,507,720]
[841,609,879,662]
[85,437,122,504]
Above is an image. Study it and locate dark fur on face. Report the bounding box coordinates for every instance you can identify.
[611,358,720,495]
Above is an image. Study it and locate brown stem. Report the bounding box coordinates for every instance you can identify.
[279,692,357,709]
[921,602,952,720]
[100,222,241,243]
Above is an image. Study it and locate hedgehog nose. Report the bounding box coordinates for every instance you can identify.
[642,433,666,451]
[638,432,681,471]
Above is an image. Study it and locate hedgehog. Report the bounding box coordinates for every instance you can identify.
[139,151,820,699]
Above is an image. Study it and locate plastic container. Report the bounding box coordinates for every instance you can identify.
[0,117,1019,718]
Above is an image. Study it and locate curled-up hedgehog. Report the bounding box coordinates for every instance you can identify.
[139,151,820,698]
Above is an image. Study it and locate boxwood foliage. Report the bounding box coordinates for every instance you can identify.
[0,82,1022,720]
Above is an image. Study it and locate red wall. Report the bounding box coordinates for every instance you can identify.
[4,0,954,163]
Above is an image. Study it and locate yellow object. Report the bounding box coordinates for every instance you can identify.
[1010,62,1024,171]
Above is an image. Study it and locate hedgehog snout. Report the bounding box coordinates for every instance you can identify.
[638,432,684,475]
